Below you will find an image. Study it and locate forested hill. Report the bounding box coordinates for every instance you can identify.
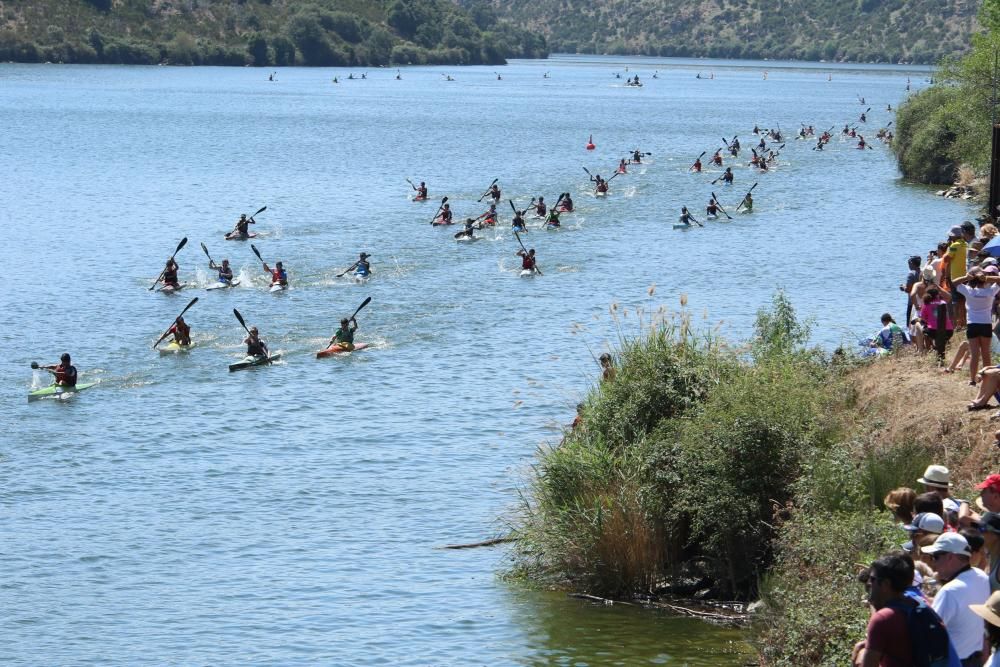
[0,0,546,66]
[459,0,978,64]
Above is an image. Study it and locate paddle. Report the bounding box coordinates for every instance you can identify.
[736,182,758,211]
[230,205,267,235]
[153,297,198,348]
[606,171,621,183]
[477,178,499,202]
[251,243,266,267]
[428,196,448,225]
[683,211,703,228]
[514,231,542,275]
[233,308,251,335]
[349,296,372,321]
[582,166,593,179]
[149,237,188,290]
[712,192,733,220]
[405,178,415,190]
[336,254,371,278]
[689,151,706,171]
[200,242,214,265]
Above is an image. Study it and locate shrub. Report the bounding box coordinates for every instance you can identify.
[893,86,966,184]
[246,33,270,66]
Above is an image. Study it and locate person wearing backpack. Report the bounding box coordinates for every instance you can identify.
[853,552,958,667]
[923,533,991,666]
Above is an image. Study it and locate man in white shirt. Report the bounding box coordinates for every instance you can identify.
[923,533,991,666]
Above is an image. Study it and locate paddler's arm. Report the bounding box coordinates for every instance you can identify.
[349,318,358,333]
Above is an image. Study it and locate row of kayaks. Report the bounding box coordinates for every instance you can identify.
[158,281,294,293]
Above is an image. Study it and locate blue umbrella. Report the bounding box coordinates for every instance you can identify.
[984,236,1000,258]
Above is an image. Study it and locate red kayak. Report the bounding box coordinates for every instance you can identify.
[431,219,454,226]
[413,196,428,202]
[316,342,369,358]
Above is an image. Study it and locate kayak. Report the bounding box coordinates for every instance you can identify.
[225,232,257,240]
[159,341,195,355]
[595,191,608,197]
[672,223,695,230]
[519,269,537,278]
[206,279,240,291]
[229,353,281,372]
[316,342,369,359]
[456,235,479,242]
[556,207,573,213]
[413,196,428,201]
[269,283,288,293]
[28,381,98,402]
[158,283,187,293]
[353,272,370,284]
[431,220,454,226]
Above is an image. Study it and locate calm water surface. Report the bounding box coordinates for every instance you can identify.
[1,55,969,665]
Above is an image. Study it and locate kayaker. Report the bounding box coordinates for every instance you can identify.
[712,150,723,166]
[263,260,288,287]
[231,214,253,238]
[412,181,428,200]
[545,208,561,227]
[632,150,642,163]
[618,159,628,174]
[478,204,498,227]
[594,177,609,195]
[757,137,766,150]
[244,327,268,358]
[487,183,501,203]
[707,199,719,218]
[722,167,734,184]
[457,218,476,239]
[691,157,702,173]
[678,206,696,227]
[209,258,233,284]
[330,317,358,351]
[535,197,547,217]
[354,253,371,278]
[40,353,77,387]
[732,137,741,151]
[435,203,453,225]
[559,193,574,212]
[512,209,526,231]
[162,258,180,289]
[742,193,754,212]
[517,248,537,272]
[169,316,191,346]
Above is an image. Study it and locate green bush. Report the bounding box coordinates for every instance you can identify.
[893,85,966,184]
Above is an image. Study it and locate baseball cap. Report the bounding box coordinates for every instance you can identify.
[921,532,971,556]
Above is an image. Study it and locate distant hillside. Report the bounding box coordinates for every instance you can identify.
[0,0,546,66]
[459,0,979,64]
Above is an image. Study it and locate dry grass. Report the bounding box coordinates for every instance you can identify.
[847,351,1000,488]
[955,164,977,186]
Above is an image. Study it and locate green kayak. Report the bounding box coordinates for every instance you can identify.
[28,382,98,402]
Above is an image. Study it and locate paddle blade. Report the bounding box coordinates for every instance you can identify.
[353,296,372,318]
[254,205,267,216]
[175,237,188,254]
[508,199,517,213]
[30,361,39,369]
[179,297,199,318]
[251,244,263,262]
[233,308,248,332]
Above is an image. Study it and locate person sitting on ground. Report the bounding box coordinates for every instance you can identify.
[918,465,961,520]
[871,313,910,353]
[966,366,1000,411]
[952,266,1000,385]
[970,590,1000,665]
[943,340,970,375]
[884,487,917,525]
[922,532,991,665]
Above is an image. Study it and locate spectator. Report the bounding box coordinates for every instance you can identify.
[969,590,1000,666]
[952,266,1000,385]
[902,255,922,323]
[921,287,954,363]
[918,465,961,519]
[871,313,910,353]
[980,512,1000,592]
[967,366,1000,411]
[961,528,988,571]
[884,487,917,525]
[923,533,991,666]
[599,353,616,383]
[904,512,946,568]
[914,492,946,520]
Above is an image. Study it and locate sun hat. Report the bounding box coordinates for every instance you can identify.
[903,512,945,534]
[918,465,952,489]
[921,266,937,281]
[981,512,1000,535]
[982,257,998,267]
[920,532,971,556]
[949,225,964,238]
[971,591,1000,628]
[986,266,999,276]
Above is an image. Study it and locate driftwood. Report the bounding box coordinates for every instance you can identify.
[441,536,517,550]
[569,593,635,606]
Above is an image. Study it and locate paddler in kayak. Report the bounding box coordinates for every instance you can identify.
[721,167,734,184]
[477,203,498,227]
[512,209,526,232]
[39,353,77,387]
[691,156,702,172]
[263,260,288,288]
[244,327,268,358]
[228,214,254,239]
[517,248,538,273]
[168,316,191,346]
[487,183,501,203]
[545,208,561,228]
[617,159,629,174]
[535,197,547,217]
[741,192,754,212]
[678,207,697,227]
[706,198,719,218]
[632,150,643,163]
[456,218,476,239]
[411,181,428,200]
[162,258,180,289]
[434,203,453,225]
[558,193,574,212]
[354,253,371,278]
[329,317,358,352]
[712,149,723,166]
[209,258,234,285]
[594,176,609,195]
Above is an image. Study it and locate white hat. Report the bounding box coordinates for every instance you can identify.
[918,465,952,489]
[921,532,971,556]
[903,512,945,534]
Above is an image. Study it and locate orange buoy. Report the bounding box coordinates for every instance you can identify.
[586,134,596,150]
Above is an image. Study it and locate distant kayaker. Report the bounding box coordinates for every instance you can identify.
[210,258,233,284]
[411,180,428,200]
[632,150,642,163]
[488,183,501,203]
[535,197,547,217]
[456,218,476,239]
[731,137,741,151]
[742,193,754,212]
[162,258,180,288]
[330,317,358,351]
[545,208,561,227]
[722,167,734,184]
[678,207,697,227]
[169,316,191,346]
[712,150,723,166]
[435,203,453,225]
[478,204,498,226]
[707,199,719,217]
[512,209,526,231]
[559,193,574,212]
[245,327,268,358]
[517,248,537,272]
[231,214,253,239]
[354,253,371,278]
[263,260,287,287]
[618,159,628,174]
[40,353,77,387]
[691,157,702,173]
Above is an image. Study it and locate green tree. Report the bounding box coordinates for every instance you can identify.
[246,32,270,66]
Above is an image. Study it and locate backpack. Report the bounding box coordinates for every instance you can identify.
[884,597,955,667]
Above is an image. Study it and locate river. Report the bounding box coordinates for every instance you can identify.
[1,55,971,665]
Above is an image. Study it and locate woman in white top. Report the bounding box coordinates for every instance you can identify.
[953,267,1000,385]
[970,590,1000,666]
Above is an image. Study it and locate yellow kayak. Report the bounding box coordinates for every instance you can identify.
[159,341,195,355]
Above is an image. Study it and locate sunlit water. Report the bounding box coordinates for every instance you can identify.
[1,55,968,665]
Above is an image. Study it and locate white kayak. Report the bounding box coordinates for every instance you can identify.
[353,273,370,284]
[159,341,195,355]
[456,235,479,242]
[206,280,240,291]
[595,191,608,197]
[269,283,288,293]
[229,353,282,372]
[519,269,537,278]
